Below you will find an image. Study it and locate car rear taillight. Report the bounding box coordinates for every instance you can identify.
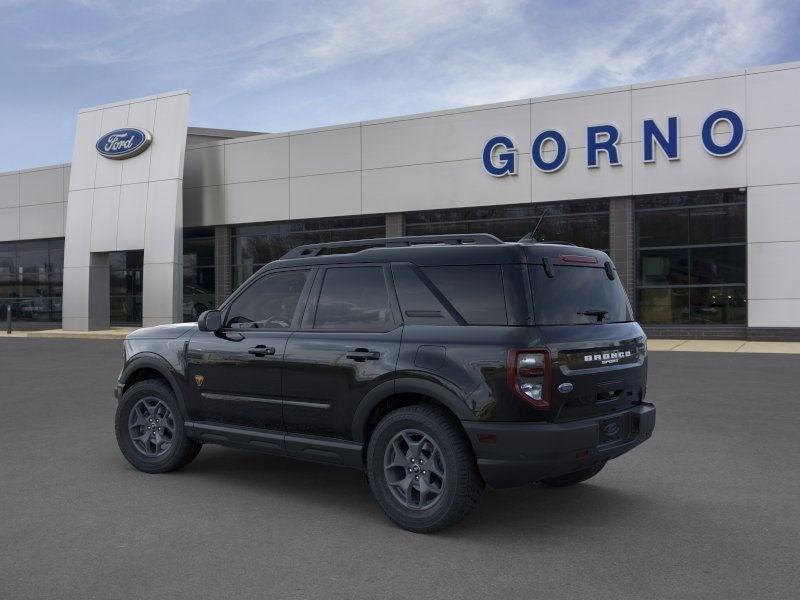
[507,349,551,410]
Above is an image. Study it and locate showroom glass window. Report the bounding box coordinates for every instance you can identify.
[0,238,64,324]
[635,190,746,325]
[404,200,610,250]
[231,215,386,288]
[183,228,215,321]
[109,251,144,326]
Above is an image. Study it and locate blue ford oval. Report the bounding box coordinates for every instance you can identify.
[96,128,152,160]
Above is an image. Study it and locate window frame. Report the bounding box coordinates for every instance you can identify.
[220,266,317,332]
[300,264,402,333]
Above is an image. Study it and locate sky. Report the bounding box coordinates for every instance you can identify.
[0,0,798,171]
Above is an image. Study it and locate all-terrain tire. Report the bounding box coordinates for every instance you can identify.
[540,461,606,487]
[115,379,201,473]
[367,404,484,533]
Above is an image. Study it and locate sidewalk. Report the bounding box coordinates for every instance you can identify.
[0,327,138,340]
[647,339,800,354]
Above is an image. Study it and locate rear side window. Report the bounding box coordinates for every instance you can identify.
[314,266,394,331]
[530,264,633,325]
[421,265,507,325]
[391,264,457,326]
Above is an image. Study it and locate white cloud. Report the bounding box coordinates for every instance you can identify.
[236,0,522,88]
[433,0,783,106]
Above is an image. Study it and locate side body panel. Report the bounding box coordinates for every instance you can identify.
[282,328,403,438]
[394,325,546,422]
[184,329,291,430]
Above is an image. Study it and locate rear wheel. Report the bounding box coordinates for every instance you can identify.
[115,379,201,473]
[540,461,606,487]
[367,405,484,533]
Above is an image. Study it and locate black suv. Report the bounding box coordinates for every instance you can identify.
[114,234,655,532]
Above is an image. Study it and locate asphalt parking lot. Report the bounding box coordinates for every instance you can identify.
[1,338,798,599]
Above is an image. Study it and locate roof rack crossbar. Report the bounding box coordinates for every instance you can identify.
[281,233,503,259]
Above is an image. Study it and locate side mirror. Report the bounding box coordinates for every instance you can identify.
[197,309,223,332]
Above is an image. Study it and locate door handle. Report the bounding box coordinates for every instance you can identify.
[248,345,276,357]
[346,348,381,362]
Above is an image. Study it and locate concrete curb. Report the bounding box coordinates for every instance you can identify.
[648,339,800,354]
[0,328,137,340]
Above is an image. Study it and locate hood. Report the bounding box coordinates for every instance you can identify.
[126,322,198,340]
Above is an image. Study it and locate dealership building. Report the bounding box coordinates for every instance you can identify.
[1,60,799,339]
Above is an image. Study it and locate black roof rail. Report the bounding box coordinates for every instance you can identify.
[281,233,504,259]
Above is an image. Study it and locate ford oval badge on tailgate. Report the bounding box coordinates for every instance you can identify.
[558,382,574,394]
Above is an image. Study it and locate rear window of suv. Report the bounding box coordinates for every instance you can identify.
[530,264,633,325]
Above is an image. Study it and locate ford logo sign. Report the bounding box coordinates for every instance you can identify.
[96,128,152,160]
[558,382,574,394]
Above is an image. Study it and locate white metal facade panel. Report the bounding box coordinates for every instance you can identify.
[0,173,19,209]
[362,103,530,169]
[225,136,289,184]
[0,207,19,239]
[0,165,68,241]
[290,126,361,177]
[19,166,64,206]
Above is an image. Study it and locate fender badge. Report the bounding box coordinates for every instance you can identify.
[558,382,573,394]
[194,374,205,387]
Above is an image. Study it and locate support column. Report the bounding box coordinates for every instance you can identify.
[63,252,110,331]
[214,225,232,306]
[386,213,404,238]
[87,253,111,330]
[608,197,635,311]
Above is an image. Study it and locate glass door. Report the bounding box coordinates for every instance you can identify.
[110,251,143,326]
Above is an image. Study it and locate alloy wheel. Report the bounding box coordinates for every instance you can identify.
[383,429,447,510]
[128,397,175,457]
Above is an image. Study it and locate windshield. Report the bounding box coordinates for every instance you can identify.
[530,264,633,325]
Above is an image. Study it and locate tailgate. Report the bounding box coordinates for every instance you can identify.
[538,323,647,422]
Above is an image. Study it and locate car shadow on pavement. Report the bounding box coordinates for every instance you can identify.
[138,445,653,537]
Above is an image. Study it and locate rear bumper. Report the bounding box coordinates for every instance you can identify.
[462,403,655,489]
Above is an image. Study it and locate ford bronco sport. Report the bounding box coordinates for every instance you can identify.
[114,233,655,532]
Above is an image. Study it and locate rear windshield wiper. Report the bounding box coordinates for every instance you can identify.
[577,309,608,322]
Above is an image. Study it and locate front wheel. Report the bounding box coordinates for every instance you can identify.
[367,405,484,533]
[115,379,201,473]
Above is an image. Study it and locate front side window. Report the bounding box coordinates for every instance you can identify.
[226,270,309,329]
[314,267,393,331]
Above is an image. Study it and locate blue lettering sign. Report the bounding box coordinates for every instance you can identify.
[531,130,568,173]
[482,108,745,176]
[482,135,517,176]
[643,116,679,162]
[587,124,621,168]
[701,109,745,157]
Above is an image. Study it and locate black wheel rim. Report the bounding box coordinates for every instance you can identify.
[383,429,446,510]
[128,397,175,457]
